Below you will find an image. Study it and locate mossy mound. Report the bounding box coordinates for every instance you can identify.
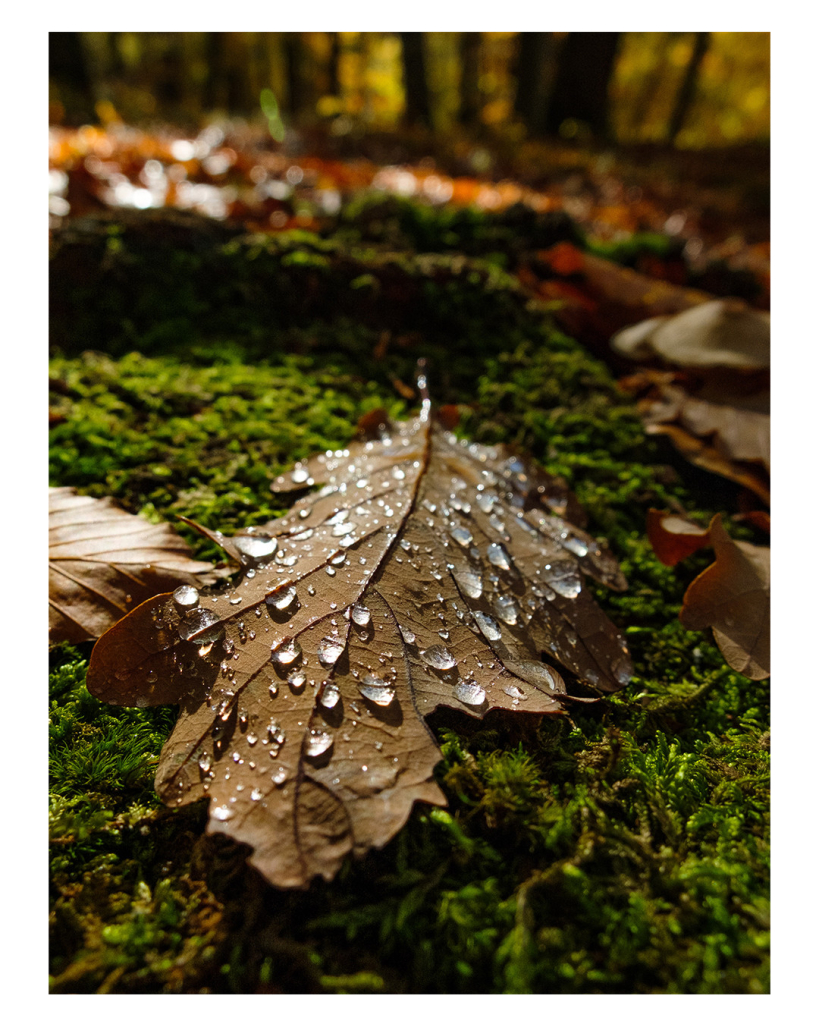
[48,209,769,994]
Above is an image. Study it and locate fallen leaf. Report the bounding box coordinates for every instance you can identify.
[640,381,770,503]
[530,243,711,352]
[87,410,632,889]
[49,487,216,644]
[644,422,770,504]
[611,299,770,370]
[646,509,711,566]
[734,510,770,534]
[679,515,770,680]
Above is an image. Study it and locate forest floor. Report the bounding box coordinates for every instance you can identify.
[48,123,770,994]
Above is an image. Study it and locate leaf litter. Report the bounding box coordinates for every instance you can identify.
[679,515,770,681]
[49,486,216,644]
[87,391,632,888]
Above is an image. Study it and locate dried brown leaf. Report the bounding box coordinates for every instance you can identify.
[49,487,216,644]
[679,515,770,680]
[87,414,631,888]
[644,421,770,504]
[646,509,710,567]
[642,384,769,472]
[611,299,770,370]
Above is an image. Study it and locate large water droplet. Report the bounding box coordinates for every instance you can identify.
[503,684,527,700]
[450,525,473,548]
[514,660,561,692]
[399,624,416,644]
[614,659,632,686]
[358,673,395,706]
[351,603,371,626]
[546,560,582,599]
[304,729,334,760]
[287,668,306,691]
[233,533,278,562]
[318,635,345,667]
[272,766,287,786]
[272,638,302,665]
[455,569,483,599]
[177,607,223,644]
[563,535,589,557]
[473,611,502,641]
[420,645,456,671]
[476,492,497,514]
[332,521,355,537]
[487,542,513,571]
[266,583,298,613]
[319,681,341,708]
[198,751,212,772]
[173,585,200,611]
[454,680,486,706]
[212,804,234,821]
[493,593,519,626]
[290,466,310,484]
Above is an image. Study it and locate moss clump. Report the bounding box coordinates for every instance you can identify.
[48,207,769,994]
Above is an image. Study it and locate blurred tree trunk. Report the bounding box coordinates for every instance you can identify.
[514,32,556,135]
[458,32,482,127]
[50,32,96,123]
[400,32,432,128]
[203,33,228,111]
[328,32,341,97]
[544,32,621,138]
[666,32,710,144]
[283,33,306,119]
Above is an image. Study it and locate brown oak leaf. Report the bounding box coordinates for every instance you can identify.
[87,410,632,888]
[679,515,770,680]
[49,486,216,644]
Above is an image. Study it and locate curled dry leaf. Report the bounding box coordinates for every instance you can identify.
[646,509,711,567]
[49,487,215,644]
[642,384,770,472]
[530,243,710,350]
[679,515,770,680]
[87,411,631,888]
[611,299,770,370]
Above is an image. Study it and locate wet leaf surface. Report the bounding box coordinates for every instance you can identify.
[49,487,215,644]
[679,515,770,680]
[87,412,631,888]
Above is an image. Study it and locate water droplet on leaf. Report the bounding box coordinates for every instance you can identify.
[304,729,334,760]
[420,645,456,670]
[358,673,395,706]
[318,635,345,667]
[473,610,502,641]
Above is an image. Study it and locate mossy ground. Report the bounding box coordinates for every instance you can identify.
[48,208,769,994]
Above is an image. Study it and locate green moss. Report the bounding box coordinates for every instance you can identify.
[48,208,769,994]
